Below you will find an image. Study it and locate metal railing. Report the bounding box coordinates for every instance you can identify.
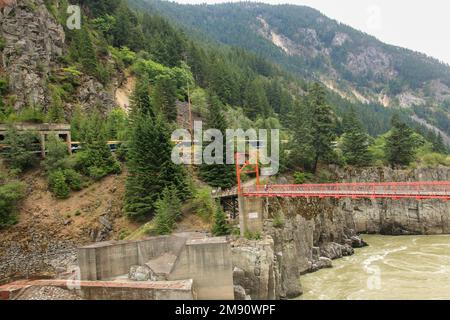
[240,181,450,200]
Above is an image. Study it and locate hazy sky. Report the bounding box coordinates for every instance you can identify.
[170,0,450,65]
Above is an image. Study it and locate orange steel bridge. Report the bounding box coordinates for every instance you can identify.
[230,153,450,201]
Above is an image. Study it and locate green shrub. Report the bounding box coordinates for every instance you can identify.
[293,171,312,184]
[3,126,40,172]
[63,169,83,191]
[0,181,26,228]
[87,166,107,181]
[420,153,450,168]
[109,160,122,174]
[119,228,131,240]
[115,143,128,162]
[44,134,69,172]
[16,105,45,123]
[0,77,8,94]
[48,170,70,199]
[273,213,285,228]
[231,227,241,236]
[211,206,230,236]
[244,230,261,240]
[191,187,216,222]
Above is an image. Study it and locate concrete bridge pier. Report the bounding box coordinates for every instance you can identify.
[238,196,264,236]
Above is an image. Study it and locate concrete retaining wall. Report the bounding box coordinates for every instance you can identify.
[0,279,195,300]
[78,236,187,281]
[170,237,234,300]
[77,235,234,300]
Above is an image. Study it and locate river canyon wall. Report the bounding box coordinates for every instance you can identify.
[231,166,450,300]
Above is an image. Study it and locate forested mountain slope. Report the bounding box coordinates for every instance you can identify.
[132,0,450,136]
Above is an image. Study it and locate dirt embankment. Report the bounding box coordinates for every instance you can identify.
[0,169,139,283]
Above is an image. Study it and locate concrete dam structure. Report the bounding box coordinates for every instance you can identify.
[77,234,234,300]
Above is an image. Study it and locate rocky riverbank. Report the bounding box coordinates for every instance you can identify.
[229,166,450,300]
[230,204,367,299]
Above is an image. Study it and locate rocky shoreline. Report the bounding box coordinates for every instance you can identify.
[228,166,450,300]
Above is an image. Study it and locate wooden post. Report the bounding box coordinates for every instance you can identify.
[66,131,72,155]
[40,133,46,158]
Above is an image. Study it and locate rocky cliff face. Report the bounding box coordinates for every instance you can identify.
[334,166,450,235]
[231,197,361,300]
[231,166,450,300]
[0,0,64,110]
[0,0,117,113]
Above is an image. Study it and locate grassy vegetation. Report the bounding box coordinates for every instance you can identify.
[0,166,26,228]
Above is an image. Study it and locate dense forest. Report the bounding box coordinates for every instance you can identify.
[133,0,450,136]
[1,0,449,235]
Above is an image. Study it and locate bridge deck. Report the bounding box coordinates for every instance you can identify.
[213,181,450,200]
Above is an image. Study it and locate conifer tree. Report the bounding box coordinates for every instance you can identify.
[199,93,236,188]
[77,26,98,76]
[341,108,372,166]
[288,100,315,170]
[70,106,84,142]
[131,74,154,117]
[125,112,189,220]
[385,115,417,167]
[77,112,121,179]
[211,205,230,236]
[153,187,180,235]
[433,133,447,154]
[152,75,177,122]
[309,83,335,173]
[243,78,271,119]
[47,86,65,123]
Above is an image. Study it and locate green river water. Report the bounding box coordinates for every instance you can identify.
[299,234,450,300]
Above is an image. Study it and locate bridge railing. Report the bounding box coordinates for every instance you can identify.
[242,181,450,199]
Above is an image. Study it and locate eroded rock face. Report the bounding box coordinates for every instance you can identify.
[231,238,282,300]
[0,0,65,110]
[0,0,117,113]
[319,242,354,260]
[233,285,251,300]
[230,166,448,300]
[333,166,450,235]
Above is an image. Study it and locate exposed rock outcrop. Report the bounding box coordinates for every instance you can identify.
[0,0,117,113]
[334,166,450,235]
[231,237,281,300]
[231,198,365,299]
[0,0,64,110]
[231,166,450,300]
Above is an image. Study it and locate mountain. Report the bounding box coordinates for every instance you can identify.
[130,0,450,136]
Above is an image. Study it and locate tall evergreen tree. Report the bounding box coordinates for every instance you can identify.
[153,187,182,235]
[288,100,315,170]
[70,106,84,142]
[211,205,230,236]
[125,112,189,220]
[199,93,236,188]
[341,108,372,166]
[152,75,177,122]
[47,86,65,123]
[75,26,98,76]
[243,78,271,119]
[77,112,121,179]
[309,83,336,173]
[385,115,417,167]
[131,74,154,117]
